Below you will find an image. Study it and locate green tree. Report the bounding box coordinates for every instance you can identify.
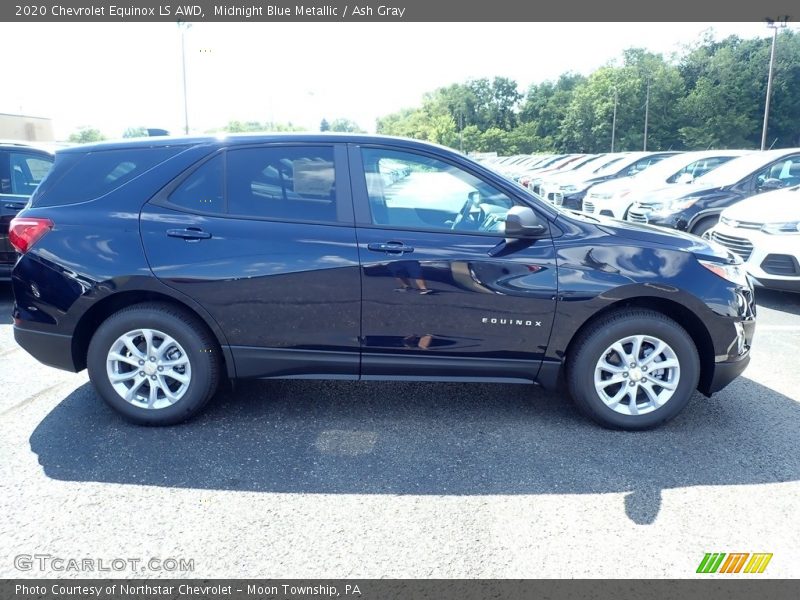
[122,126,148,138]
[320,118,330,131]
[218,120,305,133]
[329,118,365,133]
[68,127,106,143]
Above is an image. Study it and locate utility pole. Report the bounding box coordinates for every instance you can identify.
[459,112,464,154]
[611,88,618,153]
[643,79,650,151]
[178,21,192,135]
[761,17,789,151]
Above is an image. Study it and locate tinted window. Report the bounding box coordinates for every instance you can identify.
[32,147,182,207]
[666,156,732,183]
[226,146,337,222]
[361,148,517,234]
[754,156,800,190]
[623,155,670,177]
[5,152,53,196]
[168,154,224,213]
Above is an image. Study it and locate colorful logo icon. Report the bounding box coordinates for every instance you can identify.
[696,553,773,574]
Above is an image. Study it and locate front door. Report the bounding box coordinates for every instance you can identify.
[350,145,558,382]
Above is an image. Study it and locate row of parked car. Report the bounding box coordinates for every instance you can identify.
[481,149,800,292]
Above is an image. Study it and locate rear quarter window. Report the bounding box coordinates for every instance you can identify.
[31,147,184,207]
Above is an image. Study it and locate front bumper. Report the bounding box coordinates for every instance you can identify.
[626,207,690,231]
[553,190,588,211]
[14,325,78,372]
[708,223,800,292]
[703,352,751,395]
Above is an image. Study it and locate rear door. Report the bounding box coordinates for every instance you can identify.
[350,144,558,382]
[140,143,362,379]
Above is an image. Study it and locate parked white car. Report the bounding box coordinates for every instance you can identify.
[581,150,750,219]
[707,185,800,292]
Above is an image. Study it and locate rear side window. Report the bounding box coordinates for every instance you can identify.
[32,147,182,207]
[168,154,224,213]
[226,146,337,223]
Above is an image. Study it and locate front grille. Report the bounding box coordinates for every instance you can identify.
[760,254,800,276]
[628,211,648,224]
[721,217,762,230]
[583,200,596,213]
[710,231,754,262]
[637,201,663,210]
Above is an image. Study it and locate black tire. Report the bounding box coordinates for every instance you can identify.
[691,217,718,237]
[87,302,220,425]
[566,309,700,430]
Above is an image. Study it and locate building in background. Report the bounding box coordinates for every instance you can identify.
[0,113,54,142]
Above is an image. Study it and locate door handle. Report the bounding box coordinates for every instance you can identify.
[4,203,25,209]
[367,242,414,254]
[167,227,212,240]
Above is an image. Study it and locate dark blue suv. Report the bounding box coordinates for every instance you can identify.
[10,134,756,429]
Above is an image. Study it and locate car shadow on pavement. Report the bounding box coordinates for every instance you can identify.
[29,376,800,525]
[755,288,800,316]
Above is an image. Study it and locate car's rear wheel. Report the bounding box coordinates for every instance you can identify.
[566,309,700,430]
[87,302,220,425]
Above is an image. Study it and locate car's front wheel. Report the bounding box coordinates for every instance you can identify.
[87,302,220,425]
[566,309,700,430]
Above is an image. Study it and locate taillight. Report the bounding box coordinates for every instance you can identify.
[8,217,53,254]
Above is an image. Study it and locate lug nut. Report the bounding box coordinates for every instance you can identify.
[149,356,156,362]
[630,363,636,368]
[150,375,156,380]
[157,366,163,372]
[642,366,648,372]
[629,381,636,387]
[623,372,628,378]
[138,360,145,366]
[139,371,145,376]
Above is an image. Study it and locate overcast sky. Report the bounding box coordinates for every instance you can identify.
[0,22,786,139]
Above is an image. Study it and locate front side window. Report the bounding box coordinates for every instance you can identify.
[226,146,337,223]
[361,148,517,234]
[755,156,800,190]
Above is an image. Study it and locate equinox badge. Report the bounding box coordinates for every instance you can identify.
[482,317,541,327]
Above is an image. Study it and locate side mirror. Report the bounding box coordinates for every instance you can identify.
[675,172,694,184]
[505,206,547,238]
[759,178,784,191]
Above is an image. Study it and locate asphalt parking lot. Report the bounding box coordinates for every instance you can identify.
[0,283,798,578]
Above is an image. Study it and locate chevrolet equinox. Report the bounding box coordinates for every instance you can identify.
[10,134,756,429]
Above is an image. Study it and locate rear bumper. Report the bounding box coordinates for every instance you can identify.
[14,325,78,372]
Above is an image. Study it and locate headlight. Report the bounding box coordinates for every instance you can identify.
[698,259,750,287]
[662,196,701,212]
[560,184,578,193]
[592,192,613,200]
[761,221,800,235]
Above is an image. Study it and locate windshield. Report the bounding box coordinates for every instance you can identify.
[629,153,706,181]
[696,153,783,187]
[591,154,640,177]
